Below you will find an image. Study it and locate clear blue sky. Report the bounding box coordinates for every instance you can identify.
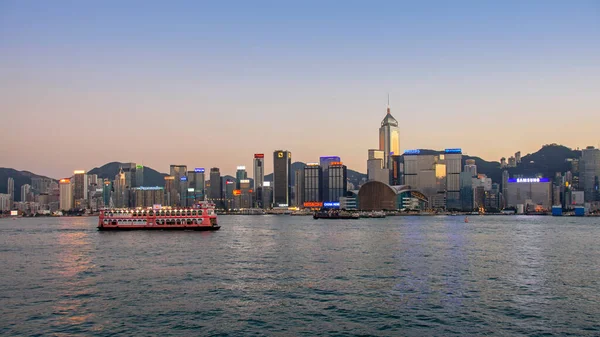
[1,1,599,178]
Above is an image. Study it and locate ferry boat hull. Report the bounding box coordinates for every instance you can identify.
[98,225,220,231]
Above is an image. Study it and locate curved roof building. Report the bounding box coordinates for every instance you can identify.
[358,181,428,211]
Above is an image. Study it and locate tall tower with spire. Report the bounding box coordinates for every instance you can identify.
[378,95,400,169]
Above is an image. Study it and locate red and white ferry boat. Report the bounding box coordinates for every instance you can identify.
[97,202,220,231]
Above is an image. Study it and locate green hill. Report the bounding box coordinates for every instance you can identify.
[88,162,167,187]
[0,168,56,201]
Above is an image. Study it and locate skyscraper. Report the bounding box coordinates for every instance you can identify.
[210,168,223,208]
[7,177,14,203]
[581,146,600,202]
[303,163,322,206]
[192,168,205,201]
[59,178,73,211]
[113,169,127,208]
[294,169,304,206]
[390,155,403,185]
[253,154,265,208]
[253,154,264,189]
[235,166,247,189]
[72,170,88,209]
[170,165,187,206]
[102,179,112,207]
[135,164,144,187]
[378,97,400,169]
[21,184,31,202]
[464,159,477,176]
[326,162,347,202]
[444,148,462,210]
[164,176,175,206]
[273,150,291,207]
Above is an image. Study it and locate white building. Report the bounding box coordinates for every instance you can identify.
[0,193,11,211]
[505,178,552,210]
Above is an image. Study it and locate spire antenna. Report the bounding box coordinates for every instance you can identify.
[387,93,391,114]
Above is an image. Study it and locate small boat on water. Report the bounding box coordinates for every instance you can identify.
[313,208,360,220]
[97,202,220,231]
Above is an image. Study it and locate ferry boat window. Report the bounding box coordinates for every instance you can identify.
[186,210,191,216]
[176,210,181,216]
[148,210,154,216]
[192,210,197,216]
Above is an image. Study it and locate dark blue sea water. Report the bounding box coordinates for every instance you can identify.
[1,215,599,336]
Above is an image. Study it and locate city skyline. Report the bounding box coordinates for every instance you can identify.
[2,1,599,178]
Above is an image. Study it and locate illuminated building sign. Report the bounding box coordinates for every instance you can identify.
[404,149,420,155]
[59,178,70,183]
[153,204,162,210]
[306,163,319,166]
[330,162,343,166]
[187,188,195,192]
[237,166,246,170]
[226,180,235,185]
[180,176,187,181]
[508,178,549,183]
[445,148,462,154]
[136,165,144,169]
[277,152,284,158]
[233,190,241,196]
[195,168,205,173]
[320,156,340,161]
[304,201,323,208]
[240,179,250,183]
[164,176,175,180]
[263,181,271,187]
[73,170,85,174]
[323,202,340,208]
[278,203,289,207]
[254,154,264,159]
[137,186,163,190]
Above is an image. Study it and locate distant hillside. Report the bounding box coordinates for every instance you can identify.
[264,162,367,188]
[400,144,581,183]
[0,168,56,201]
[88,162,167,187]
[505,144,580,178]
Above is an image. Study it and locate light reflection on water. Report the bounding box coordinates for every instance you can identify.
[0,215,599,336]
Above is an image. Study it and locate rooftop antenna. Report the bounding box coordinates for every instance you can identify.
[387,93,391,114]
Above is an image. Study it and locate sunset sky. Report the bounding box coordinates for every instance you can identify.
[1,1,599,178]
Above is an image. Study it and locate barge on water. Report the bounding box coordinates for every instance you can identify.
[98,202,220,231]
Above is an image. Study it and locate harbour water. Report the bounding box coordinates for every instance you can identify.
[1,215,599,336]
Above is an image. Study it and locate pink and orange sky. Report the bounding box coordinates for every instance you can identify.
[1,1,599,178]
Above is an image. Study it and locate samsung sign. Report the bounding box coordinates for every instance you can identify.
[323,202,340,208]
[508,178,549,183]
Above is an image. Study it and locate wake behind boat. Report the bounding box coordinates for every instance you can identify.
[313,208,360,220]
